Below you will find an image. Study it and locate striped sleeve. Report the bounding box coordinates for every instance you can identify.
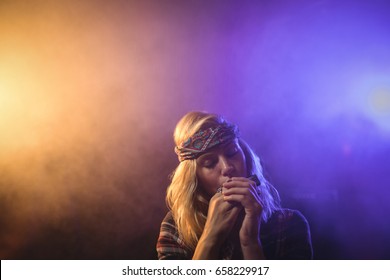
[156,212,191,260]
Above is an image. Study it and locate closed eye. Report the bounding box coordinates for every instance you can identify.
[226,147,238,158]
[205,159,218,168]
[198,156,217,168]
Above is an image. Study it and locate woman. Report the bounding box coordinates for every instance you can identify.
[157,111,313,259]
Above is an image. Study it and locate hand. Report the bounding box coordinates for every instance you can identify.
[202,192,242,245]
[221,177,263,247]
[192,192,242,259]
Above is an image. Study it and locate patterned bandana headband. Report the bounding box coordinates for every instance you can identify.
[175,124,239,162]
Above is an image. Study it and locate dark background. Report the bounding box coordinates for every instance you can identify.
[1,0,390,259]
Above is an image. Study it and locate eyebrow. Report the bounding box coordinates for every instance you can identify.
[197,153,214,161]
[196,141,237,160]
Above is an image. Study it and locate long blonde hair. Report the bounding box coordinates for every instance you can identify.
[166,112,280,251]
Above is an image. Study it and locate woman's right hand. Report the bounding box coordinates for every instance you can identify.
[204,192,242,241]
[192,192,242,259]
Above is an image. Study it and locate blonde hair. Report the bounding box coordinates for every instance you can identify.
[166,111,280,251]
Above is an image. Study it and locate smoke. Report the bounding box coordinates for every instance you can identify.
[0,0,178,259]
[1,0,390,259]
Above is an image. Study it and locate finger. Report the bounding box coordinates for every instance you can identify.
[225,195,263,218]
[223,186,261,203]
[223,185,257,195]
[223,193,257,204]
[223,192,263,210]
[209,191,224,203]
[210,194,241,212]
[223,185,260,199]
[222,177,257,189]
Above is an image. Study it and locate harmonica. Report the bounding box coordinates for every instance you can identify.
[247,174,260,186]
[216,174,260,193]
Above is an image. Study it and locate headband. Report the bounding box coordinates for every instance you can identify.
[175,124,239,162]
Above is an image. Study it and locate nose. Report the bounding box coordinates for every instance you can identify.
[219,155,234,177]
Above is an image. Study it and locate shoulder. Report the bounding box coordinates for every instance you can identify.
[262,209,313,259]
[157,211,191,260]
[271,208,309,225]
[158,211,179,241]
[161,211,175,225]
[265,208,311,235]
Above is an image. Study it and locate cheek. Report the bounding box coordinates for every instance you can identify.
[238,153,248,174]
[196,169,219,193]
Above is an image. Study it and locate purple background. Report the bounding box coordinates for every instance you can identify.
[1,0,389,259]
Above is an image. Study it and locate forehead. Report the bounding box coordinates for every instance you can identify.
[196,139,239,158]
